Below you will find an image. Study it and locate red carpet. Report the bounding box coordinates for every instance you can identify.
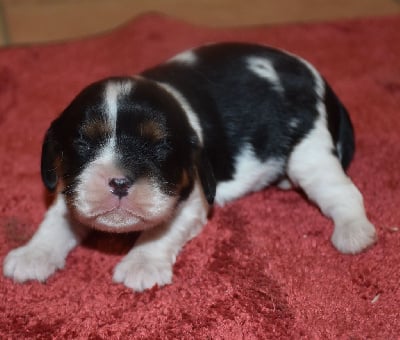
[1,13,400,338]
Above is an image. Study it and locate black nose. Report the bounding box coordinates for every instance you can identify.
[108,177,133,198]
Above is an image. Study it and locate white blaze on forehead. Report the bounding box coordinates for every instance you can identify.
[156,82,204,145]
[102,79,133,159]
[104,79,134,128]
[246,56,284,93]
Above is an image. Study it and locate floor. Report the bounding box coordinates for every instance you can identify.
[0,0,399,46]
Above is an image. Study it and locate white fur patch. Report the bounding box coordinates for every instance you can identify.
[277,178,293,190]
[215,144,285,205]
[104,79,133,128]
[156,82,203,145]
[336,142,343,161]
[289,118,300,129]
[168,50,197,64]
[246,56,284,93]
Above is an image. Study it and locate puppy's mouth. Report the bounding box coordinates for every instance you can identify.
[75,205,148,233]
[95,208,145,232]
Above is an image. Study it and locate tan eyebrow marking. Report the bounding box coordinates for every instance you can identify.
[82,120,113,139]
[139,120,167,141]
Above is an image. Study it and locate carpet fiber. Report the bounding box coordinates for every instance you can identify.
[1,13,399,338]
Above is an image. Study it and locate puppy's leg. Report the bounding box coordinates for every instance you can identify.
[3,194,87,282]
[287,119,376,254]
[113,182,208,292]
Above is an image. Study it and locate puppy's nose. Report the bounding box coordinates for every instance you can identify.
[108,177,133,198]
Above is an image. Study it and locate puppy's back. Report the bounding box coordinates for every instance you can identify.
[142,43,354,179]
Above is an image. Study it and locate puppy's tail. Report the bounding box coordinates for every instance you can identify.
[324,82,355,170]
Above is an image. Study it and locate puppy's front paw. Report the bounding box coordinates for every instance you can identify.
[113,252,173,292]
[331,218,377,254]
[3,245,65,283]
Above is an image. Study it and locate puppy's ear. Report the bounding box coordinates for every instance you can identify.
[196,149,216,205]
[41,127,59,191]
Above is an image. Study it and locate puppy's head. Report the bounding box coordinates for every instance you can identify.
[41,77,215,232]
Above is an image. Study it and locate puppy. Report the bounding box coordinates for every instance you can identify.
[3,43,376,292]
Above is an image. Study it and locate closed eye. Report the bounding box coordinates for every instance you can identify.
[153,138,173,160]
[73,137,94,155]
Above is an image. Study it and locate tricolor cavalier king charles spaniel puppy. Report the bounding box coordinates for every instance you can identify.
[4,43,376,291]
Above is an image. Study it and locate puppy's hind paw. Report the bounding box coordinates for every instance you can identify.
[113,253,173,292]
[331,218,377,254]
[3,245,65,283]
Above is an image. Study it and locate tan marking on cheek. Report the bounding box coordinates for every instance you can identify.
[175,169,193,193]
[180,170,190,189]
[139,120,166,141]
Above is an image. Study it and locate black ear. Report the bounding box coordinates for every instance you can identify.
[196,149,216,205]
[41,127,59,191]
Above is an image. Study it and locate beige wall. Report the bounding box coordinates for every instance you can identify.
[1,0,399,46]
